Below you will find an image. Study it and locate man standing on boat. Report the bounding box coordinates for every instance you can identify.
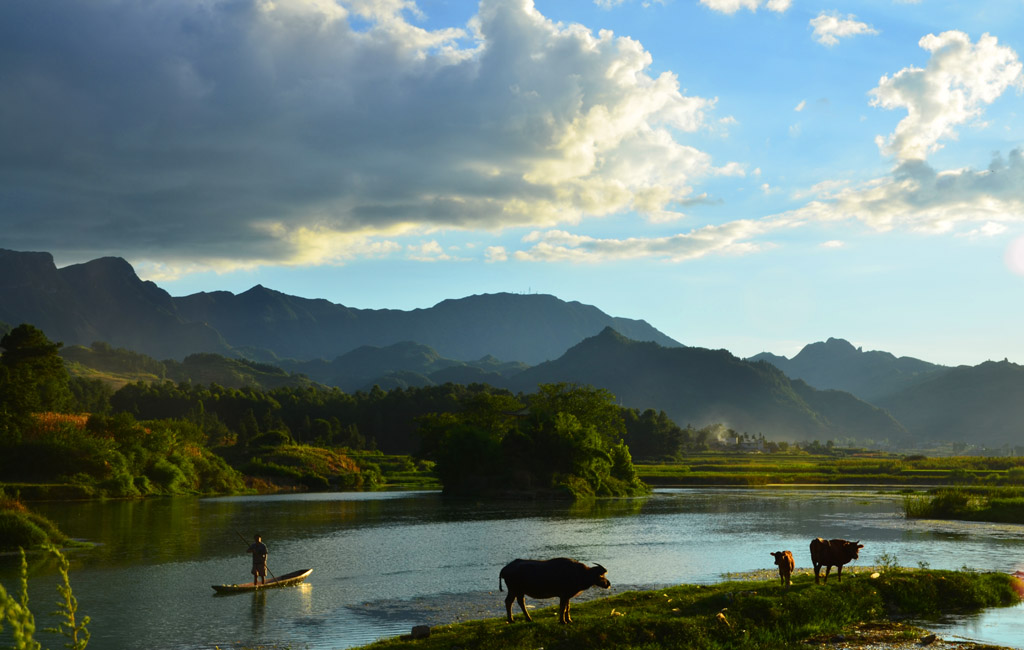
[247,534,268,586]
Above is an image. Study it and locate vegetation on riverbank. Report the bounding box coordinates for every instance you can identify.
[0,489,81,551]
[639,453,1024,487]
[903,486,1024,524]
[359,569,1022,650]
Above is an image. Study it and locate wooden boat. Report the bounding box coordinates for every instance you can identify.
[211,568,313,594]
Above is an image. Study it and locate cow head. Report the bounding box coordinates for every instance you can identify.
[770,551,786,566]
[845,541,864,560]
[591,564,611,589]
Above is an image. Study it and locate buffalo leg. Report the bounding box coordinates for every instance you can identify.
[517,595,532,622]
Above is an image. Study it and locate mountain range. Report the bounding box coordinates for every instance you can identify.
[3,248,1023,449]
[0,248,677,364]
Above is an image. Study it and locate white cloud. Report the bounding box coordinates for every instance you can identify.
[485,246,508,262]
[0,0,723,271]
[502,149,1024,266]
[699,0,790,15]
[871,31,1023,161]
[810,12,878,47]
[794,100,806,112]
[515,215,802,263]
[407,240,465,262]
[789,150,1024,234]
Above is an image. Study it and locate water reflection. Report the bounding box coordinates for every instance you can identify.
[250,589,267,634]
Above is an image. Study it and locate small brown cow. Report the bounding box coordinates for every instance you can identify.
[499,558,610,624]
[770,550,794,587]
[810,537,863,584]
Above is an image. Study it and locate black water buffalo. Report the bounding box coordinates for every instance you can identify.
[770,550,794,587]
[498,558,610,624]
[810,538,863,584]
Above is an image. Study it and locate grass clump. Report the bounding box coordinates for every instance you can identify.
[356,569,1021,650]
[903,486,1024,524]
[0,489,74,551]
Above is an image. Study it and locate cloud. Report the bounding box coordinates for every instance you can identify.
[699,0,790,15]
[407,240,466,262]
[0,0,722,272]
[794,100,806,112]
[505,148,1024,265]
[870,31,1023,161]
[810,12,878,47]
[515,215,803,263]
[790,149,1024,234]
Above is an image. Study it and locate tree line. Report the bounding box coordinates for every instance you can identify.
[2,324,709,498]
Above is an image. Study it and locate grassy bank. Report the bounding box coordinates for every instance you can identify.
[0,488,87,551]
[904,487,1024,524]
[358,569,1022,650]
[639,453,1024,487]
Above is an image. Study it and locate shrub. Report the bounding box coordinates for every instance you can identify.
[0,511,48,550]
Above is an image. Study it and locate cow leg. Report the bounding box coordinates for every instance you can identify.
[823,565,832,584]
[836,565,843,582]
[813,563,821,584]
[504,592,516,623]
[558,598,569,624]
[517,595,532,622]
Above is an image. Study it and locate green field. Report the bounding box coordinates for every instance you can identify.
[637,452,1024,487]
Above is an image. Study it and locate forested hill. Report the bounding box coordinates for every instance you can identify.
[0,248,678,364]
[748,337,947,403]
[504,328,907,442]
[875,360,1024,446]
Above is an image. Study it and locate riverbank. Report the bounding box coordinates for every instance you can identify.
[354,569,1022,650]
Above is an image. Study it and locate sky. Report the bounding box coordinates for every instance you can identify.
[2,0,1023,367]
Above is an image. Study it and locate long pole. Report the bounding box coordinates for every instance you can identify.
[236,530,277,583]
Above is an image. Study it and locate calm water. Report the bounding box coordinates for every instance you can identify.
[3,488,1024,650]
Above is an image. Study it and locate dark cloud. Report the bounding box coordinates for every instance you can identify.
[0,0,717,271]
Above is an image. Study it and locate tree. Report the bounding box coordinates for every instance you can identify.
[0,324,72,427]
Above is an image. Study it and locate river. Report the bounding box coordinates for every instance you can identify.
[2,488,1023,650]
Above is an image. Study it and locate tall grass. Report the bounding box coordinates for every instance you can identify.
[0,546,90,649]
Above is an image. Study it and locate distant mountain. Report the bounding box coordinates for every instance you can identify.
[280,342,528,392]
[0,248,679,364]
[0,249,230,359]
[748,337,948,403]
[504,328,907,442]
[174,287,680,364]
[875,360,1024,447]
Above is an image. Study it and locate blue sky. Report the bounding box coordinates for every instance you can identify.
[2,0,1023,366]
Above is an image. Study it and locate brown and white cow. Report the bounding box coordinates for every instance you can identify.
[498,558,610,624]
[809,537,863,584]
[770,550,795,587]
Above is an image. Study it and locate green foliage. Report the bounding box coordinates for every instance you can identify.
[0,325,73,437]
[44,546,91,650]
[0,547,90,650]
[0,512,48,550]
[903,486,1024,523]
[418,383,648,498]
